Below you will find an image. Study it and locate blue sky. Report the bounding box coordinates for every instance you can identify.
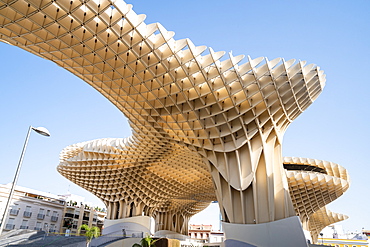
[1,0,369,232]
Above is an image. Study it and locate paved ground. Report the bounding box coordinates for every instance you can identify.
[5,235,87,247]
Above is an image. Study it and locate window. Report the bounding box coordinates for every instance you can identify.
[9,204,19,216]
[7,218,15,224]
[47,210,50,216]
[20,220,28,229]
[37,208,45,219]
[51,211,58,222]
[72,220,78,229]
[24,206,32,217]
[35,222,42,231]
[5,218,15,230]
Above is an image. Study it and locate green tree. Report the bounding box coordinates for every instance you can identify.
[79,224,100,247]
[132,235,158,247]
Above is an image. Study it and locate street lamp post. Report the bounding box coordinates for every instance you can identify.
[0,126,50,236]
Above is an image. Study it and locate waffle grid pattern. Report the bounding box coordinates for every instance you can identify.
[0,0,346,239]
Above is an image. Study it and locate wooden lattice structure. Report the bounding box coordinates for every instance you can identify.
[0,0,348,240]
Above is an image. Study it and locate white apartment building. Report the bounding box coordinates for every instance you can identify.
[0,184,106,235]
[0,184,64,234]
[189,224,224,244]
[60,198,106,236]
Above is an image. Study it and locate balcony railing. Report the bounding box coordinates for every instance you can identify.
[51,216,58,222]
[37,214,45,220]
[34,227,42,231]
[20,225,28,229]
[9,209,19,216]
[64,213,74,218]
[83,216,89,221]
[23,211,32,217]
[5,224,15,230]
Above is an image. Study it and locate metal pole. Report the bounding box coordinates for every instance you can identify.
[0,126,32,236]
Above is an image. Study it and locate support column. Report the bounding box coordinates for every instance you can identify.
[154,211,189,235]
[205,135,304,246]
[107,202,114,220]
[207,137,295,225]
[112,202,118,220]
[118,201,126,219]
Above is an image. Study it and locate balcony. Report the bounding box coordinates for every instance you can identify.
[9,209,19,216]
[51,216,58,222]
[34,227,42,231]
[23,211,32,218]
[20,225,28,229]
[83,216,89,221]
[5,224,15,230]
[37,214,45,220]
[64,213,74,218]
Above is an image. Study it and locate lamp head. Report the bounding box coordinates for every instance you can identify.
[32,127,51,137]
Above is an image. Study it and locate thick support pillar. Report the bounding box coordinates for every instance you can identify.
[119,201,126,219]
[112,201,118,220]
[207,137,295,225]
[153,211,189,235]
[107,202,113,220]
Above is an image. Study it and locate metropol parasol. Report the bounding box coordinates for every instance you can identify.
[0,0,349,246]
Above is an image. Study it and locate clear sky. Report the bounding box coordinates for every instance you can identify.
[1,0,369,233]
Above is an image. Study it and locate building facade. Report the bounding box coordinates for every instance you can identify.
[189,224,224,243]
[61,201,105,236]
[317,225,369,247]
[0,184,64,234]
[189,224,212,242]
[0,184,106,236]
[319,238,368,247]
